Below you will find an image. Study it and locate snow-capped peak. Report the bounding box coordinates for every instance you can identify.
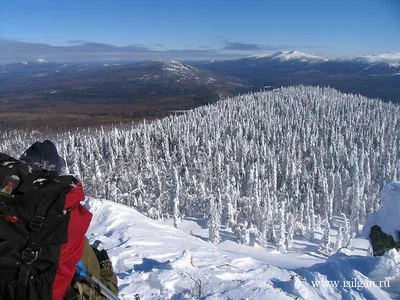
[37,58,47,63]
[367,52,400,61]
[164,60,189,69]
[162,60,197,74]
[362,52,400,67]
[270,50,328,62]
[21,61,28,65]
[245,53,272,59]
[245,51,327,63]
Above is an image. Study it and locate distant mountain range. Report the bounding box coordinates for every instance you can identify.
[0,59,244,92]
[193,51,400,103]
[243,50,328,63]
[0,51,399,128]
[201,51,400,70]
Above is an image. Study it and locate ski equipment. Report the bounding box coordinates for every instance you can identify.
[75,261,121,300]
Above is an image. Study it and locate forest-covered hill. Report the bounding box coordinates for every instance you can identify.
[2,86,399,254]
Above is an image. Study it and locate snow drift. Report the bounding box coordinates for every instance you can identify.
[363,181,400,242]
[85,198,399,299]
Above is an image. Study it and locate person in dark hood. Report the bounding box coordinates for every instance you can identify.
[19,140,66,174]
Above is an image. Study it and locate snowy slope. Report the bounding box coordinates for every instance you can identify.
[341,52,400,67]
[269,51,327,62]
[246,51,327,63]
[371,52,400,60]
[364,52,400,67]
[85,198,398,299]
[162,61,197,74]
[161,61,203,82]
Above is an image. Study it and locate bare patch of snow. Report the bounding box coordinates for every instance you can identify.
[207,77,216,84]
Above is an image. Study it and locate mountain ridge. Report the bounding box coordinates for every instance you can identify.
[195,51,400,103]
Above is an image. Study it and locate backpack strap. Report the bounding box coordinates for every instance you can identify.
[17,171,62,300]
[0,153,89,300]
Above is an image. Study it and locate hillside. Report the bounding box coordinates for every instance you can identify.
[1,86,400,298]
[2,86,399,254]
[0,60,246,129]
[87,198,397,299]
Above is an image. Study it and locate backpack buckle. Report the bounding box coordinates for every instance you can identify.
[29,216,45,231]
[21,248,40,265]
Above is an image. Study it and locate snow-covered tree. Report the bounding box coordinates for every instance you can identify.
[286,213,295,249]
[2,86,399,251]
[278,202,287,253]
[297,202,305,236]
[173,167,181,228]
[320,217,332,254]
[208,195,221,244]
[335,224,344,251]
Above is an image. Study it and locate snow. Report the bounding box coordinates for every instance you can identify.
[352,52,400,67]
[369,249,400,296]
[363,181,400,242]
[161,61,203,82]
[21,61,28,65]
[271,51,328,62]
[139,74,161,81]
[364,52,400,67]
[371,52,400,60]
[85,198,399,299]
[37,58,47,63]
[163,61,193,73]
[246,51,328,63]
[246,53,273,59]
[280,254,393,299]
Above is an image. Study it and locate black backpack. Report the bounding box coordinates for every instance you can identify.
[0,153,79,300]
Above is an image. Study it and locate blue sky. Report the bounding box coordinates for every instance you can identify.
[0,0,399,62]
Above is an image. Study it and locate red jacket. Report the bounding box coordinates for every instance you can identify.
[52,181,92,300]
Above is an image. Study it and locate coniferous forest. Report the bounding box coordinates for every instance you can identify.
[1,86,399,253]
